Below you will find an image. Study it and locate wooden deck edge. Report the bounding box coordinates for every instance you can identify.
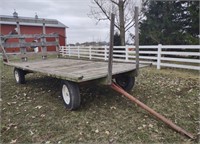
[3,58,150,83]
[3,61,82,82]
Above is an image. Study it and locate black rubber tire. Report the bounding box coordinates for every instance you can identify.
[61,80,81,110]
[14,68,25,84]
[115,75,135,91]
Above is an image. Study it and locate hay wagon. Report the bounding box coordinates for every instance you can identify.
[1,8,194,139]
[1,33,145,110]
[0,14,145,110]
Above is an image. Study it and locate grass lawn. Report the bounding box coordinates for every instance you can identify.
[1,60,199,143]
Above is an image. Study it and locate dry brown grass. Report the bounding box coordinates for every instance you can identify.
[1,61,199,143]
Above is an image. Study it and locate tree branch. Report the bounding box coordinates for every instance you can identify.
[123,0,128,4]
[149,34,160,43]
[125,14,145,32]
[125,20,134,29]
[94,0,120,30]
[110,0,118,5]
[125,22,135,32]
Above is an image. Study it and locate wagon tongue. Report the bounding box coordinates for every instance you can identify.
[110,82,195,140]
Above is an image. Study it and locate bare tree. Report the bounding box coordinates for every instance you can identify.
[89,0,147,45]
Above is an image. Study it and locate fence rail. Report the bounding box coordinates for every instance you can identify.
[60,45,200,71]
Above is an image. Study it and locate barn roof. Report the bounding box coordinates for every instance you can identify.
[0,15,68,28]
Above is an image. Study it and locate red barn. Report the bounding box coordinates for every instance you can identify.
[0,12,68,52]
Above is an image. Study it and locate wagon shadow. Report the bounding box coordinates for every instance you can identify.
[25,74,117,110]
[79,84,116,109]
[26,74,61,91]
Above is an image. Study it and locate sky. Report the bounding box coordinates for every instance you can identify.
[0,0,141,44]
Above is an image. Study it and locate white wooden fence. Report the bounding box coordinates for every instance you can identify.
[60,45,200,71]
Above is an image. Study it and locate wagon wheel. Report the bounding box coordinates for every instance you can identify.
[61,80,81,110]
[14,68,25,84]
[115,75,135,91]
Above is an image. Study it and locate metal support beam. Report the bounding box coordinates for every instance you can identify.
[107,13,115,85]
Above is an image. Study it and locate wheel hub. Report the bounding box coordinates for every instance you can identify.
[15,71,20,82]
[62,85,70,105]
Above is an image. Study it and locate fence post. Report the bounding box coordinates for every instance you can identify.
[69,46,71,57]
[125,46,128,61]
[104,45,107,60]
[78,46,80,58]
[55,36,60,57]
[89,46,92,59]
[60,46,62,56]
[62,46,64,56]
[64,46,67,56]
[157,44,162,69]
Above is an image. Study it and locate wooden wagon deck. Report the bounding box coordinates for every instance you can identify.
[6,58,145,82]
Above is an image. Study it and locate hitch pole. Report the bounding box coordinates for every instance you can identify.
[111,82,194,139]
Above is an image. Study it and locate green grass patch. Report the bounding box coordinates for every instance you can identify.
[1,62,199,143]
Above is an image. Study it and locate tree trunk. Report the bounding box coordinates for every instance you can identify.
[119,0,125,46]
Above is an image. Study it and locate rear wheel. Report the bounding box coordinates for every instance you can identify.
[61,80,81,110]
[115,75,135,91]
[14,68,25,84]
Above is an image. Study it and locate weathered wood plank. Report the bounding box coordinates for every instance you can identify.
[26,59,91,69]
[5,58,147,82]
[107,13,115,85]
[3,42,59,48]
[6,52,58,60]
[0,34,59,39]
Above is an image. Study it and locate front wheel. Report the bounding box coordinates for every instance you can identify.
[115,75,135,91]
[61,80,81,110]
[14,68,25,84]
